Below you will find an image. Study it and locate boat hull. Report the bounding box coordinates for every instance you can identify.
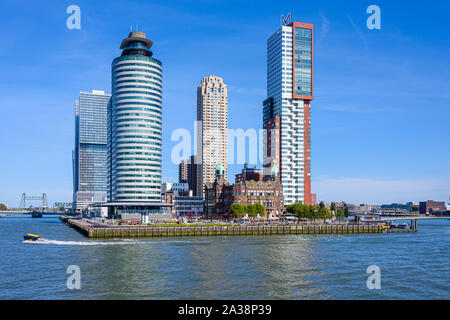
[31,212,43,218]
[24,234,42,241]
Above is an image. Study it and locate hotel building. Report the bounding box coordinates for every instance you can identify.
[263,20,313,205]
[196,75,228,198]
[73,90,110,210]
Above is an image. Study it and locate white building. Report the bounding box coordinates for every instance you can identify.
[265,19,313,205]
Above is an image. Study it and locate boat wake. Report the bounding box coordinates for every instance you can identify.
[22,238,193,246]
[23,238,145,246]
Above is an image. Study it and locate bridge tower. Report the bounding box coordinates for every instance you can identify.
[19,193,48,209]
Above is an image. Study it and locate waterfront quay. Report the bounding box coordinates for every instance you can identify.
[60,216,417,239]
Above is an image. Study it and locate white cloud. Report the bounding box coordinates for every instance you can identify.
[317,12,330,47]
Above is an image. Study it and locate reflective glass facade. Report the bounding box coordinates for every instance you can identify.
[108,32,163,202]
[293,27,312,97]
[73,90,111,209]
[264,22,313,205]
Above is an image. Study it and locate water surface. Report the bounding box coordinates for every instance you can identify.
[0,215,448,299]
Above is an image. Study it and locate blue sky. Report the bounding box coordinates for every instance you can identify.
[0,0,449,207]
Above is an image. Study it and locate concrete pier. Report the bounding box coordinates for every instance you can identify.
[60,216,417,239]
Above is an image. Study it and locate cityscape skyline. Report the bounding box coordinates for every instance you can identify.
[1,1,449,207]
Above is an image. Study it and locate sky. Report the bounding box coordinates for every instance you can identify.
[0,0,449,208]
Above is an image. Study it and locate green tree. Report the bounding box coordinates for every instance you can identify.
[330,202,336,212]
[0,203,7,211]
[246,204,257,217]
[292,203,308,219]
[253,203,265,217]
[344,207,349,217]
[231,203,246,218]
[336,209,345,219]
[317,201,331,219]
[410,204,419,212]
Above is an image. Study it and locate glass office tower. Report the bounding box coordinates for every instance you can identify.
[264,21,313,205]
[108,31,163,202]
[73,90,111,209]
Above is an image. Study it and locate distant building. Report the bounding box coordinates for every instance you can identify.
[381,203,412,211]
[54,202,73,209]
[232,174,284,218]
[73,90,110,210]
[235,163,263,183]
[334,202,348,210]
[196,75,228,198]
[179,155,199,196]
[205,164,284,219]
[420,200,446,214]
[263,97,281,178]
[311,193,317,205]
[204,164,233,219]
[187,155,199,196]
[359,204,372,213]
[162,182,203,217]
[179,159,188,183]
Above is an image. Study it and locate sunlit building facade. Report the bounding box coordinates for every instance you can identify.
[108,31,163,202]
[196,75,228,198]
[73,90,110,209]
[264,21,313,205]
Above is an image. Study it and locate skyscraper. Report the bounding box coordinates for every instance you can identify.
[73,90,111,209]
[264,19,313,205]
[179,155,199,195]
[179,158,188,183]
[107,31,163,202]
[187,155,199,196]
[196,75,228,198]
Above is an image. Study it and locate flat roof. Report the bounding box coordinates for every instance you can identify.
[93,202,173,208]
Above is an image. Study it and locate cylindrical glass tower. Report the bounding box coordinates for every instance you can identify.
[108,31,162,202]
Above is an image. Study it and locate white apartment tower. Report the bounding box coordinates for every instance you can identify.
[264,19,313,205]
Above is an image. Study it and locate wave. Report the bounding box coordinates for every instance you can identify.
[23,238,144,246]
[22,238,193,246]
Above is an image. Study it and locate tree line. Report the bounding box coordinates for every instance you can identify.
[286,202,349,220]
[231,203,265,218]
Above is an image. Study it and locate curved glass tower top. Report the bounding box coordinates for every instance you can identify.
[108,31,163,202]
[120,31,154,57]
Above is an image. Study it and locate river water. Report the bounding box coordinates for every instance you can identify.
[0,215,448,299]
